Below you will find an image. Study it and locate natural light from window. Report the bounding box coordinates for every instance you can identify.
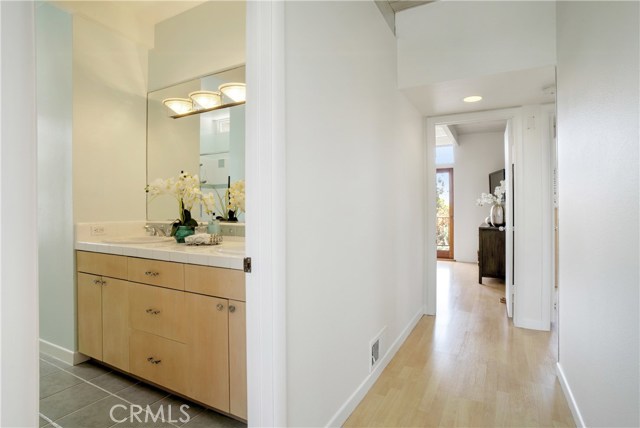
[436,145,454,165]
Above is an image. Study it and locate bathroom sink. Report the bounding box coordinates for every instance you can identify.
[102,236,174,244]
[214,243,245,256]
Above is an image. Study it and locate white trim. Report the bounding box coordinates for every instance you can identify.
[556,363,586,428]
[503,118,514,317]
[245,1,287,427]
[514,317,548,331]
[0,2,39,426]
[39,339,89,366]
[325,307,425,428]
[426,108,521,317]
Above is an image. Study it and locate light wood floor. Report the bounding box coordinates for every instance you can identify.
[344,261,574,427]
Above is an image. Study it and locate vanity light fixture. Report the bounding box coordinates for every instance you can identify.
[162,98,193,115]
[463,95,483,103]
[189,91,222,109]
[162,83,246,119]
[218,83,246,102]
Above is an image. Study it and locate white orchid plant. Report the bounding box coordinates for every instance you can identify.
[147,172,246,234]
[146,171,203,234]
[201,180,245,221]
[476,180,506,207]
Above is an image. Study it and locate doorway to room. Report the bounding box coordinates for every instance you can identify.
[427,111,515,319]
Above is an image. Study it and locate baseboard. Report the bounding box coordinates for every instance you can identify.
[325,306,424,427]
[39,339,89,366]
[556,362,586,428]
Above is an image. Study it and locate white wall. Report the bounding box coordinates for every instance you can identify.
[36,3,76,352]
[73,15,148,222]
[396,1,556,89]
[148,1,246,91]
[1,1,39,426]
[556,2,639,427]
[285,2,424,426]
[453,132,504,263]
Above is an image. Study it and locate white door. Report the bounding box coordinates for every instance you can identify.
[504,120,515,317]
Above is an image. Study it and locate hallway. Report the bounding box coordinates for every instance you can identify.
[344,261,574,427]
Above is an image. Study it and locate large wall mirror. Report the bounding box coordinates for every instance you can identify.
[147,66,245,221]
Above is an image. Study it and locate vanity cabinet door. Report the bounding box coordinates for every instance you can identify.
[186,293,230,412]
[101,278,129,371]
[77,273,103,360]
[229,300,247,419]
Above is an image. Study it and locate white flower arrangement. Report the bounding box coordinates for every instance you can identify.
[476,180,506,206]
[201,180,245,221]
[145,171,202,230]
[147,172,246,224]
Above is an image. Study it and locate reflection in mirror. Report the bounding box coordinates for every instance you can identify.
[147,66,245,223]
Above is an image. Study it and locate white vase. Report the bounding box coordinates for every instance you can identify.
[490,204,504,226]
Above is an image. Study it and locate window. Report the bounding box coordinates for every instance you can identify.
[436,145,454,165]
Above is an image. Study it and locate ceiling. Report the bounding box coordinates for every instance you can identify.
[452,120,507,136]
[401,65,556,117]
[51,1,207,47]
[387,1,434,13]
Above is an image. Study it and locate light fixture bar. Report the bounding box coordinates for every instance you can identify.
[169,100,246,119]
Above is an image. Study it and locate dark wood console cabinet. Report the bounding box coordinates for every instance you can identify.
[478,225,505,284]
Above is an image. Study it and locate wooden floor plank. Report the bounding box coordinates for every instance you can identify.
[343,261,574,428]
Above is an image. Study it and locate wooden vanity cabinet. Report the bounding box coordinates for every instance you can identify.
[186,293,230,412]
[76,250,247,420]
[229,300,247,419]
[76,253,130,372]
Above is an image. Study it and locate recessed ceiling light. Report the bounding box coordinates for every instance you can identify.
[463,95,483,103]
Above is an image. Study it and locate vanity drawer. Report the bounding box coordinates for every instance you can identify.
[77,251,127,279]
[129,283,186,343]
[130,330,187,395]
[184,264,245,301]
[128,257,184,290]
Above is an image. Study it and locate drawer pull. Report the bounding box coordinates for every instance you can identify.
[145,308,161,315]
[93,279,101,285]
[144,271,160,277]
[146,357,162,365]
[229,305,236,313]
[216,303,224,311]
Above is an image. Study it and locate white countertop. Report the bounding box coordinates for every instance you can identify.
[75,237,245,271]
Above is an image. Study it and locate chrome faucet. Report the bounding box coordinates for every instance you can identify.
[144,225,158,236]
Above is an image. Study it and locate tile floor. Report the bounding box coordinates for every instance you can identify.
[39,354,246,428]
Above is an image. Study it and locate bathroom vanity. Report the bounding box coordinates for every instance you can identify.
[75,237,246,420]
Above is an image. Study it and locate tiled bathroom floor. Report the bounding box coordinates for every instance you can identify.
[39,354,246,428]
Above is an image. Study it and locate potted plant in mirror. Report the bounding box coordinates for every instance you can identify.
[476,180,506,227]
[146,171,202,241]
[202,179,245,223]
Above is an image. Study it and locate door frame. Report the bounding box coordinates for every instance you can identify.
[425,108,522,316]
[436,167,454,260]
[245,2,287,427]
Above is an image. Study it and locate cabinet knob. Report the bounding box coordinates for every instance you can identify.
[216,303,224,311]
[93,279,101,285]
[100,279,106,286]
[229,305,236,313]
